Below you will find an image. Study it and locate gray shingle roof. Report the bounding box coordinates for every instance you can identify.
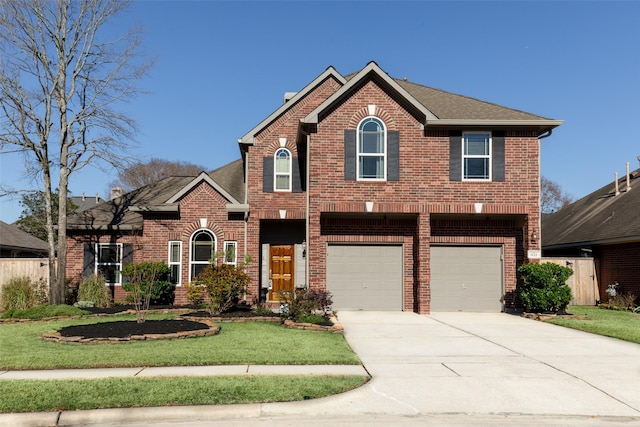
[394,79,553,121]
[542,168,640,248]
[0,220,49,254]
[67,159,244,230]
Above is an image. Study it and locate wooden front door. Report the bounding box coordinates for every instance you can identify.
[269,245,294,300]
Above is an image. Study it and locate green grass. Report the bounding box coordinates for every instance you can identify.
[0,375,369,413]
[0,313,360,370]
[545,305,640,344]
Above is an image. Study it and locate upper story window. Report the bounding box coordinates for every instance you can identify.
[463,132,491,181]
[96,243,122,285]
[357,117,386,180]
[274,148,292,191]
[190,230,215,281]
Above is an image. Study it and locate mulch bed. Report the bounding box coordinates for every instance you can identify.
[58,319,210,339]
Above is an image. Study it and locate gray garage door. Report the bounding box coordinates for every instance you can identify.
[327,245,403,311]
[430,246,503,312]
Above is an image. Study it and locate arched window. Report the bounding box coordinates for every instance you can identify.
[190,229,216,281]
[274,148,292,191]
[357,117,386,180]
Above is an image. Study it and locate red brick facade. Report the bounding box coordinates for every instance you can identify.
[66,63,555,312]
[597,243,640,302]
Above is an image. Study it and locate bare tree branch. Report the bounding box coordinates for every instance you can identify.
[0,0,152,303]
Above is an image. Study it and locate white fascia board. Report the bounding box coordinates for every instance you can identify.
[238,66,346,146]
[302,61,439,125]
[427,119,564,128]
[226,203,250,213]
[166,172,240,205]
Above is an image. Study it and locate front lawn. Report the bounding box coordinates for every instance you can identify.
[544,305,640,344]
[0,375,368,413]
[0,313,361,370]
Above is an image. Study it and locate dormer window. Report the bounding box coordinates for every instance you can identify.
[274,148,292,191]
[357,117,386,180]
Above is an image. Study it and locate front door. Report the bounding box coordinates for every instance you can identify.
[269,245,294,300]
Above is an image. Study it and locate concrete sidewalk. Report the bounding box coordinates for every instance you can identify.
[0,364,368,380]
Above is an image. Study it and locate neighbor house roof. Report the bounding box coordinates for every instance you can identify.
[67,159,244,231]
[0,220,49,255]
[542,167,640,249]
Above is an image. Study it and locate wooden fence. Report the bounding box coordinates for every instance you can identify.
[0,258,51,292]
[541,257,600,306]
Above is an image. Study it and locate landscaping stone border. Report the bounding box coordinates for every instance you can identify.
[42,320,220,344]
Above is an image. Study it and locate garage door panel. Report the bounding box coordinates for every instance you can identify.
[327,245,403,311]
[431,246,503,312]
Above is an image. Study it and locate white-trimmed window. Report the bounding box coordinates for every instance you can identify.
[96,243,122,285]
[357,117,386,180]
[223,241,237,266]
[463,132,491,181]
[274,148,292,191]
[168,241,182,285]
[190,230,216,281]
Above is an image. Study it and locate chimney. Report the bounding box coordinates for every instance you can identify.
[283,92,297,103]
[95,192,99,203]
[110,187,123,200]
[614,173,620,196]
[626,162,632,192]
[82,192,85,201]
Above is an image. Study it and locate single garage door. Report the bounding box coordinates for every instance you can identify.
[327,245,403,311]
[430,246,503,312]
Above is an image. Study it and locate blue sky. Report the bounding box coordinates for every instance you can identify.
[1,0,639,223]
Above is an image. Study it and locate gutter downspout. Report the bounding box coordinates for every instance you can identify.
[535,128,553,258]
[305,132,310,289]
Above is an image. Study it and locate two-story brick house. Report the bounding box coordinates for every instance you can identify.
[66,61,561,313]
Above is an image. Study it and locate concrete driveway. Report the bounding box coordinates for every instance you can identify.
[264,311,640,422]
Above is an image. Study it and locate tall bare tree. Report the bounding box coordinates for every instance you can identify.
[541,176,573,214]
[110,158,207,191]
[0,0,152,303]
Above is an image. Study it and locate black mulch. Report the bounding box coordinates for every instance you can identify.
[58,320,209,339]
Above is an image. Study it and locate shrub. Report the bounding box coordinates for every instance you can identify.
[1,276,47,311]
[518,262,573,313]
[185,283,205,306]
[121,261,173,322]
[1,304,89,319]
[77,273,111,308]
[277,288,333,323]
[193,263,250,316]
[606,292,637,311]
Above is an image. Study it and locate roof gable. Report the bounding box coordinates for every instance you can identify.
[302,61,438,126]
[239,66,346,146]
[167,172,239,205]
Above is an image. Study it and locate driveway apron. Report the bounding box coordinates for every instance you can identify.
[309,311,640,418]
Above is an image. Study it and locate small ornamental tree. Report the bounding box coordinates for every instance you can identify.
[121,261,171,323]
[193,263,250,316]
[518,262,573,314]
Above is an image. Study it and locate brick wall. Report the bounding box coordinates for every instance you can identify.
[598,242,640,302]
[66,181,246,305]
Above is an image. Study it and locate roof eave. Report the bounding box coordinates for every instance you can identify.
[129,204,179,213]
[426,119,564,129]
[166,172,240,205]
[543,234,640,250]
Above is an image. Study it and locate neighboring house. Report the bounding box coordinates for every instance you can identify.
[70,194,104,213]
[0,220,48,258]
[542,164,640,301]
[66,61,562,313]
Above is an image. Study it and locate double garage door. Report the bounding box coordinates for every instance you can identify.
[327,244,503,312]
